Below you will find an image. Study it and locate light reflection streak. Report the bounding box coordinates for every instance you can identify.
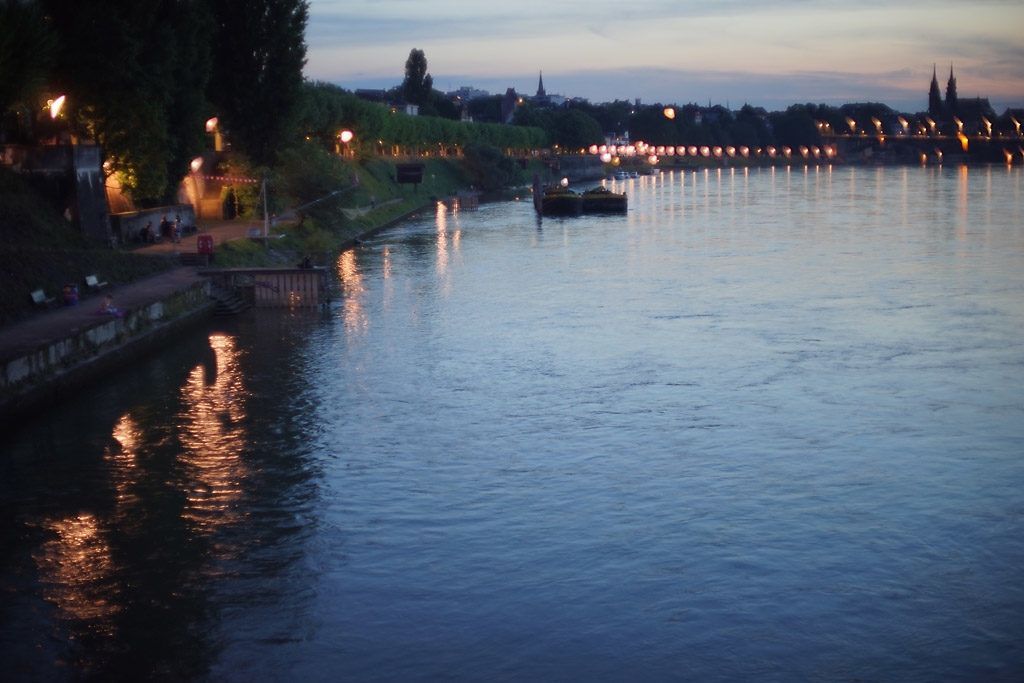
[107,413,141,506]
[178,333,249,535]
[434,202,461,296]
[436,201,449,278]
[381,245,393,311]
[33,513,120,633]
[957,165,969,241]
[337,250,368,337]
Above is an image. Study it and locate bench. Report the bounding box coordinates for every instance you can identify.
[85,274,109,290]
[30,289,56,306]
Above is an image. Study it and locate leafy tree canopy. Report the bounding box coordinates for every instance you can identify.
[401,48,433,106]
[208,0,309,166]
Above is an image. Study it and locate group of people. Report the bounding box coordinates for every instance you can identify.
[138,213,190,244]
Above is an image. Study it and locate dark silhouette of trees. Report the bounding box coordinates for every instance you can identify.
[208,0,309,166]
[34,0,213,203]
[401,48,433,107]
[0,0,57,115]
[513,104,602,149]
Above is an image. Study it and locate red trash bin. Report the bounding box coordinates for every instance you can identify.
[197,234,214,255]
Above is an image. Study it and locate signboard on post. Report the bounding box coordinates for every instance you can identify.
[396,163,424,186]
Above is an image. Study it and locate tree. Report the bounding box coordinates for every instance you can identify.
[769,105,822,147]
[401,48,432,106]
[462,142,520,191]
[628,105,677,145]
[0,0,57,115]
[37,0,213,203]
[208,0,309,165]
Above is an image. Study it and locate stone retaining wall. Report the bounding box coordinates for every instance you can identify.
[0,280,213,425]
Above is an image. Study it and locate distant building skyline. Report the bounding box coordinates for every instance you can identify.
[305,0,1024,112]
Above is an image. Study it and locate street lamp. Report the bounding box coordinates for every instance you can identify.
[48,95,66,119]
[206,116,223,151]
[338,129,354,157]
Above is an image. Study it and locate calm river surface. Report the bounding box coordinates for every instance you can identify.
[2,165,1023,681]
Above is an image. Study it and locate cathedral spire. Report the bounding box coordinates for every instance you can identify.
[537,71,546,98]
[928,63,943,117]
[945,63,958,115]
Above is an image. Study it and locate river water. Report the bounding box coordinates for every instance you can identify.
[2,165,1023,681]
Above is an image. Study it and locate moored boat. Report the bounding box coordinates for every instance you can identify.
[541,188,583,216]
[581,186,627,213]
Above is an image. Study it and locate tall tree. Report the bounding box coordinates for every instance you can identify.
[401,48,432,106]
[0,0,57,114]
[39,0,212,203]
[208,0,309,165]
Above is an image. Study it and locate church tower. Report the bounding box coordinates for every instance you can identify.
[945,64,958,116]
[928,64,943,117]
[536,71,546,98]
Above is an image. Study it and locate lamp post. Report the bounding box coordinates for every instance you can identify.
[189,156,203,217]
[206,117,222,151]
[339,129,354,157]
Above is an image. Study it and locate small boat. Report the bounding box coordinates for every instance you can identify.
[581,186,627,214]
[614,170,630,180]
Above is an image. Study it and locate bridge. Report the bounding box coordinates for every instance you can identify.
[828,132,1024,165]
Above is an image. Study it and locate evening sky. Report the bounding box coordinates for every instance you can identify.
[305,0,1024,111]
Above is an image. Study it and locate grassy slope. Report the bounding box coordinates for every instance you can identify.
[0,168,175,326]
[214,157,477,267]
[1,153,542,323]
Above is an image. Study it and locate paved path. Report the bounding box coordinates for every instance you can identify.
[0,268,208,362]
[0,206,359,365]
[133,218,267,255]
[0,215,294,364]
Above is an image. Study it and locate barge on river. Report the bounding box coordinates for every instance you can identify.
[533,176,627,217]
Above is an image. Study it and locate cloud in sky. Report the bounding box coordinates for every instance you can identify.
[305,0,1024,110]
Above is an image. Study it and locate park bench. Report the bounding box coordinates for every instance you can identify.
[85,274,109,291]
[30,288,56,307]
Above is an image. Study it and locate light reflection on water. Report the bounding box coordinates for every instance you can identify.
[178,333,249,535]
[33,513,120,632]
[1,165,1023,681]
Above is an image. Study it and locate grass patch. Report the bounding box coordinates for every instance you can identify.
[0,168,176,326]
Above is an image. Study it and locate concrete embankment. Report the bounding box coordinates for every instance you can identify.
[0,270,212,428]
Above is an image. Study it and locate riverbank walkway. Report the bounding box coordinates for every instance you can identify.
[0,217,262,364]
[132,217,270,255]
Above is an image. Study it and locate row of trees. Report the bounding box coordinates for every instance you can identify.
[0,0,309,204]
[512,99,817,151]
[298,82,547,156]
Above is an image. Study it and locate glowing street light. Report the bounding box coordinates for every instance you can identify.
[663,107,676,120]
[338,129,355,157]
[48,95,66,119]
